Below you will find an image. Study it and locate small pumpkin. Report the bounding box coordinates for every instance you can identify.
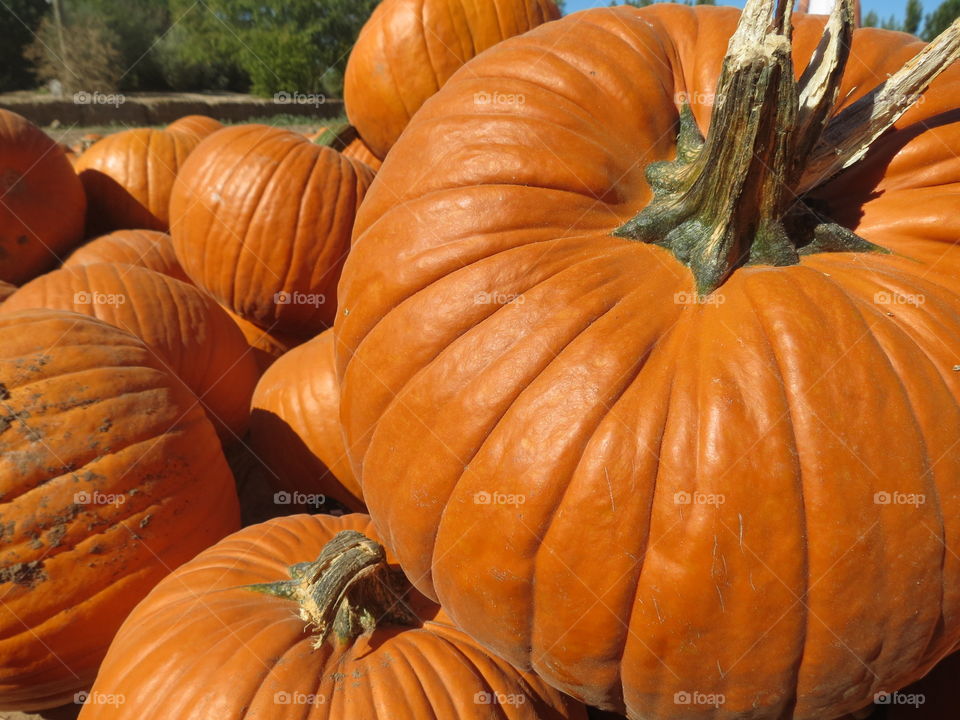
[336,1,960,718]
[77,513,586,720]
[0,309,239,710]
[344,0,560,159]
[1,264,259,440]
[170,124,373,335]
[250,329,363,511]
[75,128,201,234]
[64,229,190,283]
[220,304,306,372]
[0,109,86,284]
[166,114,223,141]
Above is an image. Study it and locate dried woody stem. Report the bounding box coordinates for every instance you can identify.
[248,530,418,646]
[615,0,960,295]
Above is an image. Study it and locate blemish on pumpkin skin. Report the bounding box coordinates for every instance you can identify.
[0,383,10,400]
[0,561,47,588]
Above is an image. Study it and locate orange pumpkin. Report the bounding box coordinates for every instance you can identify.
[78,513,586,720]
[1,264,259,440]
[64,229,190,283]
[0,109,85,284]
[170,124,373,335]
[250,329,363,511]
[344,0,560,159]
[166,114,223,141]
[75,128,201,234]
[336,3,960,718]
[220,305,306,372]
[0,309,239,710]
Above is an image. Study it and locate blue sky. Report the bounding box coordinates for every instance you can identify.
[563,0,923,24]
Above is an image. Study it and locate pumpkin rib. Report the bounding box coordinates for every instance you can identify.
[230,136,313,294]
[276,145,330,296]
[738,281,810,713]
[425,277,646,572]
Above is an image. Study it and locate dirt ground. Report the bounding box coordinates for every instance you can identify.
[0,91,344,144]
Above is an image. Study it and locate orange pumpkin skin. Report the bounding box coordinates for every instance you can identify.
[75,128,201,234]
[1,264,259,440]
[343,0,560,159]
[250,330,363,511]
[64,229,190,283]
[0,309,240,710]
[170,125,373,335]
[221,305,306,371]
[77,513,586,720]
[0,110,86,284]
[336,6,960,719]
[166,114,223,141]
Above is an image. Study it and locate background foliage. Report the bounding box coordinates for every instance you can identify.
[3,0,959,96]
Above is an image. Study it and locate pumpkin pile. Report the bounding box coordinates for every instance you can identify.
[2,0,959,718]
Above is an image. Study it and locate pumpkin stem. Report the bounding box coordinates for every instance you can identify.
[312,122,360,151]
[247,529,418,647]
[614,0,958,295]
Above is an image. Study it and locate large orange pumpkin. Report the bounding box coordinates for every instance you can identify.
[1,264,259,440]
[63,229,190,283]
[75,128,201,234]
[0,309,239,710]
[166,114,223,141]
[77,513,586,720]
[250,329,363,511]
[170,124,373,335]
[344,0,560,159]
[0,109,85,284]
[336,2,960,718]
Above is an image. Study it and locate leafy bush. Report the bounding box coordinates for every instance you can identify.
[24,10,123,94]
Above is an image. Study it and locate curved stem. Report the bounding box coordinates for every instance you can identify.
[615,0,957,294]
[312,122,360,151]
[248,529,418,647]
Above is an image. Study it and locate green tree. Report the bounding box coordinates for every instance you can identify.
[1,0,48,91]
[166,0,380,97]
[922,0,960,40]
[905,0,923,33]
[881,14,902,29]
[863,10,879,26]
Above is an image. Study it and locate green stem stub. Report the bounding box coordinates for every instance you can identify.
[613,0,936,295]
[248,530,418,647]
